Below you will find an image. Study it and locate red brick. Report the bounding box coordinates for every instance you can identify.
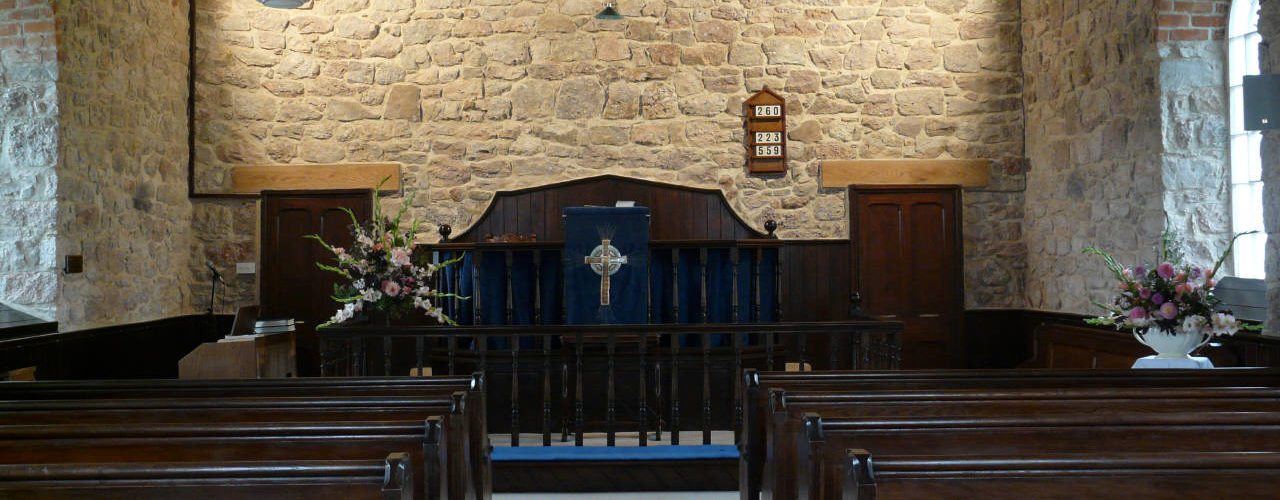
[1174,1,1216,14]
[1159,13,1190,27]
[1158,0,1177,13]
[0,23,18,37]
[0,37,22,49]
[3,7,43,21]
[21,20,52,33]
[1167,28,1210,41]
[0,0,15,9]
[1191,15,1225,28]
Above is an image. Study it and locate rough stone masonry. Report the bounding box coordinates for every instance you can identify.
[192,0,1027,310]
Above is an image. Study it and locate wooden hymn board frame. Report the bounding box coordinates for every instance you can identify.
[744,87,787,174]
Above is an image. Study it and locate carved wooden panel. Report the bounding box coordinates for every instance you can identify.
[450,175,771,242]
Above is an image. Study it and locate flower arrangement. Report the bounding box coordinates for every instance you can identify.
[1083,227,1258,337]
[307,179,462,329]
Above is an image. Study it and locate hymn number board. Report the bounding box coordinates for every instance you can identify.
[745,88,787,173]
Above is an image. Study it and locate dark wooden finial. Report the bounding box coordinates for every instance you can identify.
[438,224,452,242]
[764,219,778,238]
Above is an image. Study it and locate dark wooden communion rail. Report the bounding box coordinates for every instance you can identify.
[321,321,902,447]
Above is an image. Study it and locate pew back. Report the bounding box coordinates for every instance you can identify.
[740,368,1280,500]
[841,449,1280,500]
[0,453,415,500]
[801,412,1280,499]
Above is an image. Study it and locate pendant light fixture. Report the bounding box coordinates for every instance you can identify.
[594,2,623,20]
[259,0,308,8]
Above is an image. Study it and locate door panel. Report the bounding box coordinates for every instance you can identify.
[851,187,962,369]
[261,191,372,377]
[861,202,905,318]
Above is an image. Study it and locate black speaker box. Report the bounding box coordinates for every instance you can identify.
[1244,74,1280,130]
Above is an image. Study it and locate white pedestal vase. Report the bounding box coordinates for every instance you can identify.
[1133,325,1210,360]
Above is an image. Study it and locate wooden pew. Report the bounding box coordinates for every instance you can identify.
[762,387,1280,500]
[0,375,491,500]
[0,419,447,500]
[0,453,415,500]
[740,368,1280,500]
[840,450,1280,500]
[796,411,1280,500]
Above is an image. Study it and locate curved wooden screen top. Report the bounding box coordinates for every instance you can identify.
[447,175,772,242]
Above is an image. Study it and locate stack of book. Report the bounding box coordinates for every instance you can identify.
[254,318,295,334]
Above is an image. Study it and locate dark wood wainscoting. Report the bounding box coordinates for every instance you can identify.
[780,240,852,321]
[0,315,231,380]
[964,309,1280,369]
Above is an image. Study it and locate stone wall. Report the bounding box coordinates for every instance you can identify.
[1159,40,1231,270]
[0,0,57,321]
[54,0,195,330]
[1021,0,1166,314]
[192,0,1027,310]
[1256,0,1279,335]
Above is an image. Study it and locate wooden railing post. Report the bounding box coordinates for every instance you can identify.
[511,330,520,447]
[607,330,617,446]
[699,248,711,445]
[670,327,680,445]
[638,328,648,447]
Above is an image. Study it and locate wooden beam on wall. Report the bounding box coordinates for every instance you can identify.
[229,164,401,194]
[819,159,991,188]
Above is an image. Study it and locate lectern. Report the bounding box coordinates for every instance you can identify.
[178,332,296,379]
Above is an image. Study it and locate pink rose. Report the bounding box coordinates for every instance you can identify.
[382,280,401,297]
[1157,262,1175,279]
[1159,302,1178,320]
[390,248,412,267]
[1128,307,1147,320]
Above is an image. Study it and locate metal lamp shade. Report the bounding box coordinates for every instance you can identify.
[259,0,308,8]
[594,3,623,20]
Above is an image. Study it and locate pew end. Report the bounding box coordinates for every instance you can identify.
[841,449,875,500]
[384,452,415,500]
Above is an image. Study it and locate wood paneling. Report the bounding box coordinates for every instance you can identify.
[230,164,401,194]
[451,175,770,242]
[260,190,372,377]
[780,241,851,321]
[965,309,1280,369]
[820,159,991,188]
[0,315,231,380]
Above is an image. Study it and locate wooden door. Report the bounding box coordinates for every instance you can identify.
[850,186,962,369]
[261,190,372,377]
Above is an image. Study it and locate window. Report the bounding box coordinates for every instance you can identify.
[1228,0,1266,279]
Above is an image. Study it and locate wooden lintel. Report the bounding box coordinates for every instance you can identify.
[229,164,402,194]
[819,159,991,188]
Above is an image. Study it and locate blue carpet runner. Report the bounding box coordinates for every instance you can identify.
[491,445,739,462]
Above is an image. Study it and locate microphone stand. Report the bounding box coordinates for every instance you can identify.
[207,267,222,340]
[207,269,219,316]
